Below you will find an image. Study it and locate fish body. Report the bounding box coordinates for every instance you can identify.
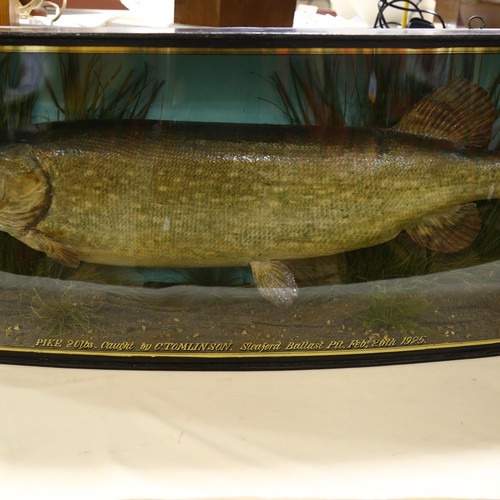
[8,124,498,266]
[0,79,498,304]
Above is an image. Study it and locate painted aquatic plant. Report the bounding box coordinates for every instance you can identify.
[345,235,430,283]
[267,53,452,129]
[0,53,38,130]
[265,56,346,126]
[46,54,164,121]
[355,288,429,333]
[27,286,102,336]
[0,234,46,276]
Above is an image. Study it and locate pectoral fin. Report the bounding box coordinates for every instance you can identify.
[251,260,298,306]
[405,203,481,253]
[19,229,80,268]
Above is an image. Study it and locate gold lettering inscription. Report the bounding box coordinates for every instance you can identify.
[240,342,281,352]
[154,342,233,352]
[35,338,63,348]
[326,340,345,350]
[285,341,324,350]
[347,339,368,349]
[101,341,135,351]
[66,340,94,349]
[370,337,397,348]
[30,331,430,357]
[35,338,95,350]
[400,335,428,346]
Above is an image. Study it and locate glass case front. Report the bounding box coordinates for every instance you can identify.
[0,29,498,368]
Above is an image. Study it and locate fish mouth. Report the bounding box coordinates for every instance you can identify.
[0,155,52,235]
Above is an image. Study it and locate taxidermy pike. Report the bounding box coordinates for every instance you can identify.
[0,79,498,305]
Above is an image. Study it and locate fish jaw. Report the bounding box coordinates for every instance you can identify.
[0,144,51,238]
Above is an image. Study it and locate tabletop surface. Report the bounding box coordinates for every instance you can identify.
[1,355,500,500]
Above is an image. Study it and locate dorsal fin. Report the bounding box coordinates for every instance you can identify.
[393,79,494,148]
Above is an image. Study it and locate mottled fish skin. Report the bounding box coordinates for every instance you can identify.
[8,123,500,266]
[0,79,499,304]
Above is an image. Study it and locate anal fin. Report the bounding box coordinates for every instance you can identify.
[405,202,481,253]
[251,260,298,306]
[19,229,80,268]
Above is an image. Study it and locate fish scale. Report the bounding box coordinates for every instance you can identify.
[26,125,494,266]
[0,79,498,305]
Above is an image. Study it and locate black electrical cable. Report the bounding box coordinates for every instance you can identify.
[383,1,447,28]
[375,0,424,28]
[374,0,446,29]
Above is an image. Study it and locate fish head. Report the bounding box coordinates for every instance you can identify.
[0,144,50,235]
